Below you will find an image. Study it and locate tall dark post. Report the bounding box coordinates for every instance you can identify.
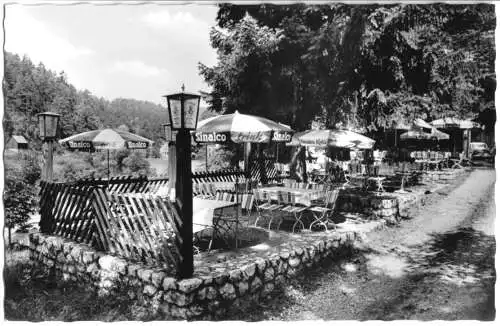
[45,140,54,181]
[164,86,200,279]
[176,128,193,278]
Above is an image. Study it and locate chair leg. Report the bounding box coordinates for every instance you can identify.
[254,210,262,227]
[292,211,305,233]
[267,211,279,230]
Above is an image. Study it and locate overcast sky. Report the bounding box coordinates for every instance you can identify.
[4,2,219,105]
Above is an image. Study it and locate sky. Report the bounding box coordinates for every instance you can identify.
[3,2,220,105]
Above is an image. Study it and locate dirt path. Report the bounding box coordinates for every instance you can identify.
[228,168,496,321]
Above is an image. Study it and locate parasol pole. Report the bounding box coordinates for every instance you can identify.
[206,144,209,171]
[235,172,239,249]
[107,148,110,186]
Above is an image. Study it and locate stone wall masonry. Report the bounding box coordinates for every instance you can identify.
[337,168,468,224]
[29,230,359,320]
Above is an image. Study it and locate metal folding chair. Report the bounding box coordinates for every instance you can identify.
[252,189,282,228]
[306,189,339,231]
[280,191,310,232]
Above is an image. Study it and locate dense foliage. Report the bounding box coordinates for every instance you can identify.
[3,52,168,151]
[51,150,153,182]
[200,3,495,133]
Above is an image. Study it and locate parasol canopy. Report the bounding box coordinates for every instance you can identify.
[400,127,449,140]
[59,128,154,150]
[400,130,433,140]
[431,117,482,129]
[194,110,294,144]
[292,129,376,149]
[393,118,434,131]
[59,128,154,180]
[430,128,450,140]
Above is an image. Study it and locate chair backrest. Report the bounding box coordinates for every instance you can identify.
[253,189,269,203]
[240,193,254,211]
[222,192,233,202]
[215,191,225,201]
[277,191,289,205]
[325,189,339,209]
[288,191,300,206]
[309,183,326,191]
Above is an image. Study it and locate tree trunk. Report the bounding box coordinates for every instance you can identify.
[257,144,268,185]
[289,146,308,182]
[289,146,301,181]
[298,147,308,182]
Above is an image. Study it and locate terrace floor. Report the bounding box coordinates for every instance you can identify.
[192,171,469,276]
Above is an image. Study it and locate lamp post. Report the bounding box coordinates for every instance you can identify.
[163,85,200,279]
[37,112,60,182]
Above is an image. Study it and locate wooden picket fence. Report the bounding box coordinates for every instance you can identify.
[39,176,182,269]
[39,181,97,245]
[192,168,246,184]
[75,175,169,194]
[93,190,182,268]
[192,160,279,185]
[250,159,279,183]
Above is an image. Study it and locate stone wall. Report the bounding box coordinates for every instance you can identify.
[29,231,358,320]
[337,192,400,224]
[337,168,468,223]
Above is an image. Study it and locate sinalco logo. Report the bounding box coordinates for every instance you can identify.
[195,132,227,142]
[68,141,91,148]
[128,141,148,149]
[272,132,292,142]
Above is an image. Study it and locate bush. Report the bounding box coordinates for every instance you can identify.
[122,151,152,177]
[53,152,98,182]
[207,145,237,171]
[3,157,41,244]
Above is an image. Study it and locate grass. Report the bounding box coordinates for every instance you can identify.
[3,247,158,321]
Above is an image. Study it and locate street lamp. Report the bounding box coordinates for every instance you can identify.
[37,112,60,181]
[162,85,200,278]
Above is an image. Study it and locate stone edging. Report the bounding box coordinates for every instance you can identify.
[29,230,359,320]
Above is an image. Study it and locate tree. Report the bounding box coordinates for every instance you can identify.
[203,3,495,134]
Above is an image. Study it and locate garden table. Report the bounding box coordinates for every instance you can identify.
[193,198,240,233]
[345,175,369,190]
[193,198,242,251]
[257,186,326,207]
[367,176,386,193]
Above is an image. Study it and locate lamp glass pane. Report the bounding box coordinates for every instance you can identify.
[38,116,46,139]
[183,98,199,129]
[164,124,172,142]
[169,98,182,129]
[46,116,58,138]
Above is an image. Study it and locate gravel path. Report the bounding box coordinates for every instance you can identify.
[227,168,496,321]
